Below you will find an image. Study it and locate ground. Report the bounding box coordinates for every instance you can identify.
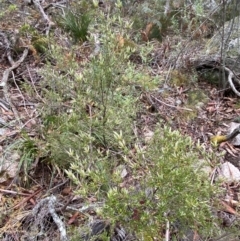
[1,1,240,240]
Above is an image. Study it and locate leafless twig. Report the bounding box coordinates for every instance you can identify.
[32,0,55,35]
[33,195,68,241]
[0,31,14,65]
[150,94,193,111]
[0,188,32,196]
[0,48,29,125]
[224,66,240,97]
[165,219,170,241]
[48,196,68,241]
[12,71,30,117]
[27,64,45,102]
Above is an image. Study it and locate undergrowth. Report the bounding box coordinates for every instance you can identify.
[20,1,227,240]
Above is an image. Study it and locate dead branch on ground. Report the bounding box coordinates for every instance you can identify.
[32,0,55,35]
[224,66,240,97]
[0,44,29,125]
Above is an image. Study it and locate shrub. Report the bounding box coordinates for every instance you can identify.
[102,126,216,239]
[58,11,91,43]
[35,4,218,239]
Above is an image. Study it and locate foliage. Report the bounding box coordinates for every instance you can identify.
[58,11,91,43]
[19,0,227,240]
[120,0,207,41]
[38,11,152,168]
[19,137,38,182]
[101,126,216,239]
[19,24,49,54]
[0,3,17,18]
[36,5,219,240]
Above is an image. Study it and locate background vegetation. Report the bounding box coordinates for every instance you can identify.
[1,0,240,240]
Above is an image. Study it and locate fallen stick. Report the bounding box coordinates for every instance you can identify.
[0,48,29,125]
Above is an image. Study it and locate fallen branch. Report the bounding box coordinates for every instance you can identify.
[0,48,29,125]
[150,94,193,111]
[32,0,55,35]
[0,188,30,196]
[33,195,68,241]
[44,0,67,15]
[224,66,240,97]
[12,188,42,210]
[196,61,240,97]
[0,31,14,65]
[48,196,68,241]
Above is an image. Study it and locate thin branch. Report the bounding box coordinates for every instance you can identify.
[48,196,68,241]
[32,195,68,241]
[0,48,29,125]
[44,0,67,15]
[165,219,170,241]
[150,95,193,111]
[32,0,55,35]
[12,71,30,117]
[224,66,240,97]
[0,48,29,86]
[0,188,32,196]
[26,64,45,102]
[12,188,42,210]
[0,31,14,65]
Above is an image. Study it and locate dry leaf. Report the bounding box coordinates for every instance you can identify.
[117,34,125,48]
[141,23,153,42]
[68,212,80,225]
[221,200,238,216]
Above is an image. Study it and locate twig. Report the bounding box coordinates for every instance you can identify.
[43,0,67,15]
[12,71,30,117]
[12,188,42,210]
[48,196,68,241]
[0,188,30,196]
[165,219,170,241]
[0,48,29,125]
[210,167,218,185]
[0,130,20,144]
[0,48,28,87]
[196,63,240,97]
[33,195,68,241]
[32,0,55,35]
[47,179,69,193]
[0,31,14,66]
[224,66,240,97]
[26,64,45,102]
[20,113,39,130]
[0,99,10,111]
[150,94,193,111]
[63,202,104,213]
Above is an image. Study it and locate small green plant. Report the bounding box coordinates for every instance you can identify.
[20,24,49,54]
[0,3,17,18]
[101,126,216,239]
[17,134,48,184]
[30,4,221,240]
[37,10,155,169]
[59,11,91,43]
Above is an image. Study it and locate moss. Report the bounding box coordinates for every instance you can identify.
[187,89,208,106]
[169,70,191,87]
[178,89,208,122]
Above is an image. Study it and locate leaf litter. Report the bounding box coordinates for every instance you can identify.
[1,1,240,240]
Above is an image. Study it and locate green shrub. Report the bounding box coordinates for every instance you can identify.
[58,11,91,43]
[102,126,216,238]
[38,10,151,168]
[35,6,218,240]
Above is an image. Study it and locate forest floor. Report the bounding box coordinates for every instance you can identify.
[1,1,240,240]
